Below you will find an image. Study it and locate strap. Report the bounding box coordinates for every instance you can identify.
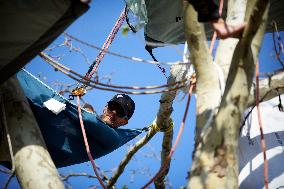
[145,45,167,78]
[151,118,174,133]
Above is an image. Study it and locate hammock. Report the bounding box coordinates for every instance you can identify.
[16,69,142,168]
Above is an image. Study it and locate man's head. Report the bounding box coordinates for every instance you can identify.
[101,94,135,128]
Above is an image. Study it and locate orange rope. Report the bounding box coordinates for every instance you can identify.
[141,81,195,189]
[255,61,269,189]
[76,96,107,189]
[209,0,224,54]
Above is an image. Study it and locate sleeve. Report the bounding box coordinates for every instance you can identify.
[188,0,220,22]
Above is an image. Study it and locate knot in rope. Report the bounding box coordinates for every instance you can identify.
[151,118,174,133]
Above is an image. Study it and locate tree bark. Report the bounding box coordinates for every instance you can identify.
[182,0,221,149]
[0,76,64,189]
[215,0,247,82]
[247,71,284,107]
[185,0,269,188]
[107,64,190,188]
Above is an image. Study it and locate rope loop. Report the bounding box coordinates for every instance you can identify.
[151,118,174,133]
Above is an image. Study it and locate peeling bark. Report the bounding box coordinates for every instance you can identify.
[0,76,64,189]
[248,70,284,107]
[182,0,220,148]
[185,0,269,188]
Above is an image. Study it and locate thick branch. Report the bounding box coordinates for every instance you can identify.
[248,71,284,106]
[183,0,220,144]
[107,68,187,188]
[187,0,269,188]
[0,76,64,189]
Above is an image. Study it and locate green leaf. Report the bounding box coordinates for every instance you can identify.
[121,25,130,36]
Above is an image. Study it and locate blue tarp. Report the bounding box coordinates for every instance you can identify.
[16,69,142,168]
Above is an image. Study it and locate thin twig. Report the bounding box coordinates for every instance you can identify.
[272,21,284,68]
[60,173,98,181]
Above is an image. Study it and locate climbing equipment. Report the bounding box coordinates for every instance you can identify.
[151,118,174,133]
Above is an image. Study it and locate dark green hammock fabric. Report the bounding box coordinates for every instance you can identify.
[0,0,89,85]
[16,69,142,168]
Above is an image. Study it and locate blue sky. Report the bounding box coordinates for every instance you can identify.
[1,1,283,188]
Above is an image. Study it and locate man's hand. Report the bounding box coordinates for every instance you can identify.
[211,18,246,39]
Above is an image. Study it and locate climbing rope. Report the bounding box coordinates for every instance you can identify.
[64,33,187,66]
[255,61,269,189]
[39,52,186,95]
[72,8,126,189]
[85,6,126,80]
[141,76,196,189]
[209,0,224,54]
[76,96,107,189]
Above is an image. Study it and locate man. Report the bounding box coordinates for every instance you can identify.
[188,0,246,39]
[100,94,135,128]
[0,90,138,168]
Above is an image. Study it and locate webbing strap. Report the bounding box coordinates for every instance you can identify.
[151,118,174,133]
[145,45,167,78]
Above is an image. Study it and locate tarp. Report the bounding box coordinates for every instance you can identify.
[0,0,89,84]
[239,95,284,188]
[126,0,284,47]
[15,69,142,168]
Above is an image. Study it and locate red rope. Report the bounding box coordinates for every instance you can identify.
[86,7,126,79]
[209,0,224,54]
[141,81,195,189]
[77,96,107,189]
[255,61,269,189]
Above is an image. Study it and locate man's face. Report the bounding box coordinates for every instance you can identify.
[101,102,128,128]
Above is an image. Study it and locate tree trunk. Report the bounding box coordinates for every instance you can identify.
[184,0,269,188]
[0,76,64,189]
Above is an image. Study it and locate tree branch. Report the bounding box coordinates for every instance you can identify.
[215,0,247,81]
[107,67,188,188]
[183,0,221,147]
[107,126,157,187]
[187,0,269,188]
[0,76,65,189]
[248,71,284,106]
